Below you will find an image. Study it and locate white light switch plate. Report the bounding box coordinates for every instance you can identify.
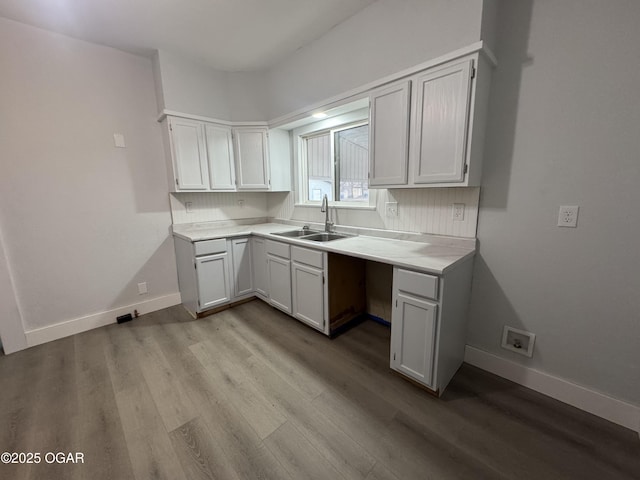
[558,205,579,227]
[114,133,126,148]
[137,282,147,295]
[385,202,398,217]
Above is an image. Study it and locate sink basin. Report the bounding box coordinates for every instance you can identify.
[302,232,352,242]
[273,229,321,238]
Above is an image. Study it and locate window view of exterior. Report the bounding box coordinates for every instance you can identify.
[305,123,369,202]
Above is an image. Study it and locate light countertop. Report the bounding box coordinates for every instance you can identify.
[172,222,475,275]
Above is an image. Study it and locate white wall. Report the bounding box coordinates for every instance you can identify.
[467,0,640,406]
[265,0,484,119]
[227,71,268,122]
[154,50,231,120]
[0,18,179,336]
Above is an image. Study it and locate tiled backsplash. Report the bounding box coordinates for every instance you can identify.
[170,192,269,225]
[267,188,480,238]
[171,188,479,238]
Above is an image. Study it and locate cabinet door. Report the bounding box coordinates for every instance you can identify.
[231,238,253,298]
[170,117,209,190]
[196,253,230,310]
[234,128,270,190]
[205,124,236,190]
[391,292,438,388]
[291,262,325,331]
[412,60,473,184]
[267,254,291,314]
[252,237,268,298]
[369,81,411,186]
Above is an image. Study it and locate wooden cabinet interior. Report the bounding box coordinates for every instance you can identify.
[327,253,366,335]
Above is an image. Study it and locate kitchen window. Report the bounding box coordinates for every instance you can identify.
[304,122,369,203]
[296,114,374,208]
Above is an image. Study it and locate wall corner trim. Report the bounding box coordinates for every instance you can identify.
[464,345,640,434]
[23,293,182,349]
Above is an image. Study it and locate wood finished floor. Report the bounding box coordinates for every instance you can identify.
[1,299,638,480]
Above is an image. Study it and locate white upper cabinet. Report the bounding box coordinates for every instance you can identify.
[368,53,491,188]
[163,117,291,193]
[233,128,270,190]
[205,124,236,190]
[369,81,411,186]
[168,118,209,191]
[411,60,472,184]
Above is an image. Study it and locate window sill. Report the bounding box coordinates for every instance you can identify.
[294,203,377,211]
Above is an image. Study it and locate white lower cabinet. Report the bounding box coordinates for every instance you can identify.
[266,240,292,314]
[176,234,473,395]
[251,237,268,299]
[291,246,327,333]
[390,261,473,395]
[391,292,438,387]
[196,253,231,309]
[230,237,253,298]
[174,236,232,316]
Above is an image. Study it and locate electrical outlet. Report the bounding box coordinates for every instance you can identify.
[238,199,245,208]
[558,205,579,227]
[501,326,535,357]
[137,282,148,295]
[385,202,398,217]
[185,201,193,213]
[452,203,465,221]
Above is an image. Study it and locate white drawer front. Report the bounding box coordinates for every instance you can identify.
[291,246,324,269]
[266,239,290,259]
[194,238,227,256]
[395,268,439,301]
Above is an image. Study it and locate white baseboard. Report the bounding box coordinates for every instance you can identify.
[464,346,640,434]
[24,293,182,348]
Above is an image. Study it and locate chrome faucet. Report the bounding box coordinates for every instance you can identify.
[320,194,334,232]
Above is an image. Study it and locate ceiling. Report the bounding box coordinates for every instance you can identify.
[0,0,376,71]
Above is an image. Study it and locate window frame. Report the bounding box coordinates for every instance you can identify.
[293,109,376,210]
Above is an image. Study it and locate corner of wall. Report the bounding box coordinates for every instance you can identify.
[481,0,500,54]
[151,50,166,115]
[0,229,27,354]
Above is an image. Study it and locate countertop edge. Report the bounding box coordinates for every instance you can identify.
[172,224,475,276]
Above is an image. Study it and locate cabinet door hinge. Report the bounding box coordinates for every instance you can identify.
[169,122,173,131]
[471,67,476,79]
[395,299,398,308]
[464,164,468,174]
[197,300,200,308]
[194,261,197,270]
[322,275,325,284]
[393,353,396,361]
[176,178,179,186]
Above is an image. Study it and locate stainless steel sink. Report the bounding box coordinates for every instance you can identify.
[273,229,321,238]
[301,232,351,242]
